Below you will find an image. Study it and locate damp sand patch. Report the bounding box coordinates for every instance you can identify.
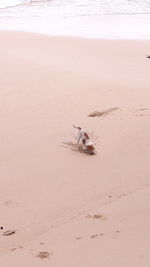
[88,107,119,117]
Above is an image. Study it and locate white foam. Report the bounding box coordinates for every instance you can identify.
[0,0,150,39]
[0,0,25,8]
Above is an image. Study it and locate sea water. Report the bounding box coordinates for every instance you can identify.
[0,0,150,39]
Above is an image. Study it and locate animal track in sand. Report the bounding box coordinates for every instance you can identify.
[88,107,119,118]
[90,233,104,239]
[11,248,17,251]
[90,234,99,239]
[10,246,23,252]
[75,233,104,241]
[134,107,150,117]
[76,236,82,240]
[4,199,13,206]
[85,213,106,220]
[137,108,148,111]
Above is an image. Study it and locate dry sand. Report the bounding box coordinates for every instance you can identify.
[0,31,150,267]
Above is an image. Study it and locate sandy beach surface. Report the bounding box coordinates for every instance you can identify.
[0,31,150,266]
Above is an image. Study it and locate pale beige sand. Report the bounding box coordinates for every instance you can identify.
[0,32,150,266]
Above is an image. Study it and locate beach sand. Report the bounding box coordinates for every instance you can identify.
[0,31,150,266]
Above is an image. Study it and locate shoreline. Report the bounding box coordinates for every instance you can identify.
[2,29,150,41]
[1,28,150,41]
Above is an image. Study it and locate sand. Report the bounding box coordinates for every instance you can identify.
[0,31,150,267]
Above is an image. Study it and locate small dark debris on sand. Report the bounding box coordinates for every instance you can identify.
[88,107,119,117]
[37,251,52,259]
[3,230,17,236]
